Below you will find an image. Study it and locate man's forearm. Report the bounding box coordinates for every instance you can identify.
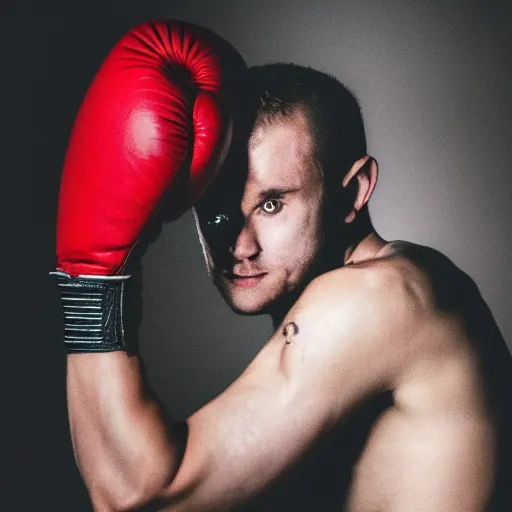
[67,352,185,510]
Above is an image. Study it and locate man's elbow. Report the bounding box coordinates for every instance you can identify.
[87,458,184,511]
[87,423,190,510]
[88,479,171,512]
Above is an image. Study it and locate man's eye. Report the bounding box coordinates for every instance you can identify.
[207,213,229,229]
[261,199,283,215]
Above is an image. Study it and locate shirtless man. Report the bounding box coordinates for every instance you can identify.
[52,20,511,511]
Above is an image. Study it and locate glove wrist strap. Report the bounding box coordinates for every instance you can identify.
[50,271,130,353]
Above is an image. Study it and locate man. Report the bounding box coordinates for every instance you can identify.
[52,20,511,512]
[192,63,512,511]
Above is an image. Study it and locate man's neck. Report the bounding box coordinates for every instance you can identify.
[343,231,388,266]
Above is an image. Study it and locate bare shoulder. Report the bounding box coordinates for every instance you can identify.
[297,241,449,336]
[291,239,510,380]
[281,238,511,385]
[376,242,512,410]
[276,244,438,388]
[377,241,510,360]
[323,239,490,322]
[381,240,482,310]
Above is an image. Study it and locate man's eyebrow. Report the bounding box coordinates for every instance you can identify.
[257,187,300,201]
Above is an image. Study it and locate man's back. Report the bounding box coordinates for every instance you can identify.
[243,242,512,511]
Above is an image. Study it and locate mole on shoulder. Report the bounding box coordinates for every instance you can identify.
[282,321,299,344]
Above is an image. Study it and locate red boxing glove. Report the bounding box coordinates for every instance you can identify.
[51,20,247,351]
[57,20,246,277]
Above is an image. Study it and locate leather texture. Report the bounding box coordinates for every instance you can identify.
[55,20,247,277]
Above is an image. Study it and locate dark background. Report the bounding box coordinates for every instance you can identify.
[6,0,512,509]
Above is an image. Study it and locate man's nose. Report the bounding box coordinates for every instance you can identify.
[230,222,261,261]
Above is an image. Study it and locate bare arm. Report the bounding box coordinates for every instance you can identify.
[67,264,412,511]
[67,353,186,510]
[167,266,413,510]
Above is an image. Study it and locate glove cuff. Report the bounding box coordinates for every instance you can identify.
[50,271,130,353]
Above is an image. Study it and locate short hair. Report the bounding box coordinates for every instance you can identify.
[248,63,367,208]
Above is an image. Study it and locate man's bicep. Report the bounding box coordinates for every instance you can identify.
[166,337,333,510]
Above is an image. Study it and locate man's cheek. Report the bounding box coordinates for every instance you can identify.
[264,219,303,251]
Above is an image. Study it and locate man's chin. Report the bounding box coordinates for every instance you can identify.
[221,290,272,316]
[228,303,266,316]
[213,276,276,316]
[225,291,300,321]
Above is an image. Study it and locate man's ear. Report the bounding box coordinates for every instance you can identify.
[342,155,378,224]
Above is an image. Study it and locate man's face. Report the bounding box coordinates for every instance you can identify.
[195,109,325,315]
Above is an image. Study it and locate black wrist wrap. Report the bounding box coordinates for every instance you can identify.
[50,271,128,353]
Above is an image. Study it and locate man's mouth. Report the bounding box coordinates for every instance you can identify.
[224,272,268,288]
